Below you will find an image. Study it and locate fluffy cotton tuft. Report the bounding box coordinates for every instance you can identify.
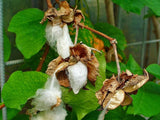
[31,74,61,111]
[45,23,73,59]
[45,23,63,50]
[31,104,67,120]
[67,61,88,94]
[57,24,73,59]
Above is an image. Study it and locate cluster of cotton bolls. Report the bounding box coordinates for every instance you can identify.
[46,22,88,94]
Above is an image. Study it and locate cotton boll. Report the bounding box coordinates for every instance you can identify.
[32,74,61,111]
[45,23,63,49]
[67,61,88,94]
[31,104,67,120]
[57,24,73,59]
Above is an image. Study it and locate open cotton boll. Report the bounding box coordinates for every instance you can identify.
[31,104,67,120]
[67,61,88,94]
[57,24,73,59]
[31,74,61,111]
[45,23,63,49]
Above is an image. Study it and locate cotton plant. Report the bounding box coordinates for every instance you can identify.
[41,0,100,94]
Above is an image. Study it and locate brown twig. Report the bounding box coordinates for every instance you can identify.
[78,23,114,41]
[111,41,121,82]
[46,0,53,8]
[74,25,79,45]
[0,104,5,110]
[36,44,50,71]
[78,23,121,81]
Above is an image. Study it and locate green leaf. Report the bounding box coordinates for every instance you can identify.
[0,108,19,120]
[82,106,145,120]
[2,71,48,110]
[8,8,46,59]
[143,0,160,16]
[131,82,160,117]
[94,23,126,51]
[112,0,144,14]
[62,53,106,120]
[4,33,11,62]
[149,114,160,120]
[112,0,160,16]
[126,55,143,75]
[146,64,160,79]
[69,17,94,47]
[106,62,127,74]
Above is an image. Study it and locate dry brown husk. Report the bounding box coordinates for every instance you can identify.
[40,0,84,26]
[96,69,149,110]
[46,43,99,88]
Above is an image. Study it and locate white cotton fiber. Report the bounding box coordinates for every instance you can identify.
[57,24,73,59]
[45,23,63,50]
[67,61,88,94]
[31,74,61,111]
[31,104,67,120]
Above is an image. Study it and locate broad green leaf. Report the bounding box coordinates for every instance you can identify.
[8,8,46,59]
[2,71,48,110]
[112,0,144,14]
[149,114,160,120]
[146,64,160,79]
[131,82,160,117]
[62,53,106,120]
[69,17,94,47]
[82,106,145,120]
[126,55,143,75]
[94,23,126,51]
[12,114,29,120]
[112,0,160,16]
[4,33,11,62]
[106,62,127,74]
[0,108,19,120]
[143,0,160,16]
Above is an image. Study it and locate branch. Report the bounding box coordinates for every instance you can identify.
[74,25,79,45]
[78,23,114,41]
[36,44,50,71]
[0,104,5,110]
[46,0,53,8]
[78,23,121,81]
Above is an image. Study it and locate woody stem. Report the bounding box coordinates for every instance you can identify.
[46,0,53,8]
[78,23,121,81]
[36,44,50,71]
[74,25,79,45]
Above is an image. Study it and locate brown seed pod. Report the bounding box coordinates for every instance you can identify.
[121,94,133,106]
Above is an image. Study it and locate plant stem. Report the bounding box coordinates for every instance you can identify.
[46,0,53,8]
[78,23,121,81]
[112,42,121,82]
[78,23,114,41]
[0,104,5,110]
[36,44,50,71]
[74,25,79,45]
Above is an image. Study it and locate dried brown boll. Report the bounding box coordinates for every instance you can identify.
[46,43,99,93]
[96,69,149,110]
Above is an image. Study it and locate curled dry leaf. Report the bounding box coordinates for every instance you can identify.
[46,43,99,93]
[96,69,149,110]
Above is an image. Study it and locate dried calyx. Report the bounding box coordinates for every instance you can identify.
[40,0,84,25]
[46,43,99,94]
[96,69,149,110]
